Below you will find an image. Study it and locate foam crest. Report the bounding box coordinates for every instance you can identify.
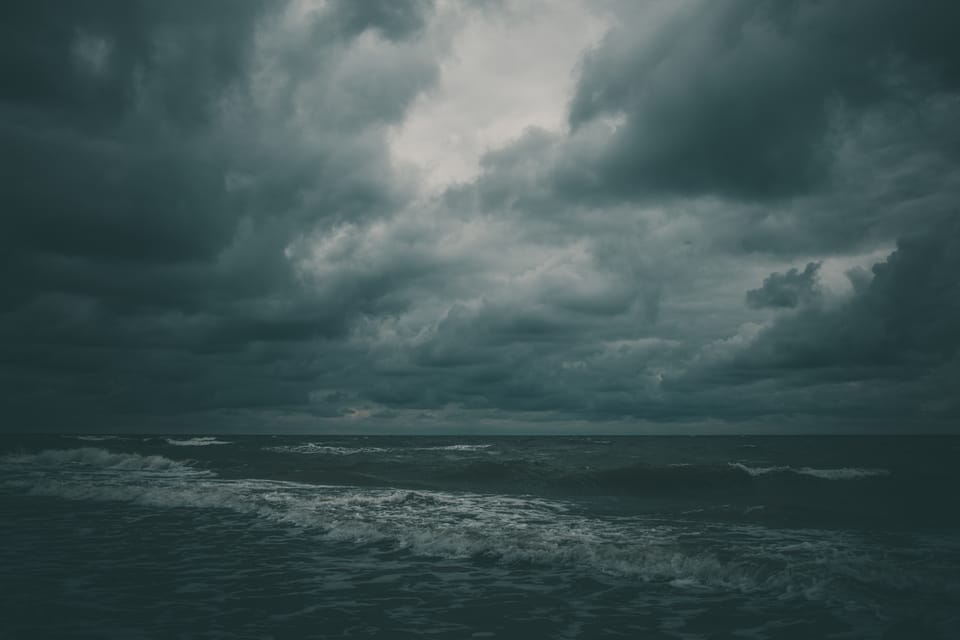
[264,442,494,455]
[413,444,494,451]
[1,447,205,475]
[794,466,890,480]
[729,462,889,480]
[729,463,785,476]
[165,437,231,447]
[265,443,389,455]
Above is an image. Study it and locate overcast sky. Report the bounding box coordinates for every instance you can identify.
[2,0,959,434]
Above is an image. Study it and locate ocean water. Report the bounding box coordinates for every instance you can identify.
[1,435,958,639]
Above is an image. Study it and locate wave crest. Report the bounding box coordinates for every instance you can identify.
[166,437,231,447]
[1,447,205,475]
[265,442,494,456]
[265,443,390,456]
[729,463,890,480]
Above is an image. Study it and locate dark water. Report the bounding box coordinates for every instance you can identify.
[1,435,958,639]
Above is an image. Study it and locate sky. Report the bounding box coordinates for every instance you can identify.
[1,0,959,434]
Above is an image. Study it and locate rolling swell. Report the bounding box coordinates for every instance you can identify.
[728,463,890,480]
[0,447,207,475]
[432,458,890,496]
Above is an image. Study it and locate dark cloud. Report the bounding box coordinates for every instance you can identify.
[0,0,441,429]
[565,0,960,200]
[740,216,960,374]
[453,0,960,303]
[0,0,272,129]
[746,262,820,309]
[665,215,960,425]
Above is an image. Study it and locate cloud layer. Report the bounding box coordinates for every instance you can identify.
[1,0,958,433]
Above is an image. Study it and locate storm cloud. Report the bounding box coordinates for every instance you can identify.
[746,263,820,309]
[1,0,957,433]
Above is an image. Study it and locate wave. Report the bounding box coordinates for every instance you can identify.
[0,447,207,476]
[2,456,944,607]
[165,437,231,447]
[264,442,494,456]
[71,435,120,442]
[265,444,390,456]
[414,444,493,452]
[795,466,890,480]
[252,448,892,494]
[729,463,890,480]
[449,460,757,494]
[430,459,896,496]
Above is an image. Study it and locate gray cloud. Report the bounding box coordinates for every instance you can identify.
[746,262,820,309]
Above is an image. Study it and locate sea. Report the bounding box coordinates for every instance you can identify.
[1,434,958,639]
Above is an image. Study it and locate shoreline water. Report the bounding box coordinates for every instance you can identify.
[2,434,958,638]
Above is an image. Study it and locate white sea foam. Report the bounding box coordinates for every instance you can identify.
[729,463,787,476]
[729,462,889,479]
[165,437,231,447]
[413,444,493,452]
[265,443,494,455]
[265,443,390,455]
[794,466,890,480]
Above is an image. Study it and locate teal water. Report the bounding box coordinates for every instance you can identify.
[2,435,958,638]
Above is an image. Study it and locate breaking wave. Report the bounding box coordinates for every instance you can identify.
[729,463,890,480]
[265,443,390,455]
[0,447,208,476]
[166,437,232,447]
[415,444,493,452]
[265,442,493,456]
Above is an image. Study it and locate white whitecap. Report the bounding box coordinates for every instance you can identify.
[166,437,232,447]
[794,467,889,480]
[729,462,786,476]
[729,462,889,480]
[265,443,389,455]
[0,447,207,476]
[413,444,494,452]
[265,442,493,455]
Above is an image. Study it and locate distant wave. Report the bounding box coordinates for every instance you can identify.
[729,463,890,480]
[0,447,208,476]
[71,435,121,441]
[413,444,493,452]
[265,444,390,456]
[166,437,231,447]
[447,459,760,493]
[432,459,895,495]
[265,443,493,456]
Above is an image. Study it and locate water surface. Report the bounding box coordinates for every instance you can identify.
[2,435,958,638]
